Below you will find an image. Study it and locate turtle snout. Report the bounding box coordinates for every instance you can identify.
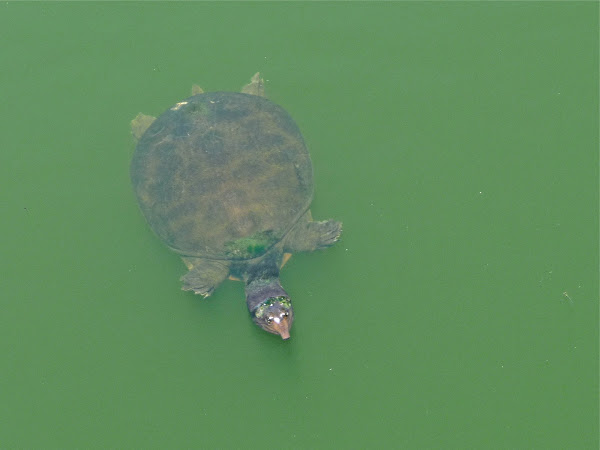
[270,314,292,340]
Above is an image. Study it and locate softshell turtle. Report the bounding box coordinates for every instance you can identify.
[130,73,342,339]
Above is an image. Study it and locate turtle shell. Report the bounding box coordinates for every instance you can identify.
[130,92,313,260]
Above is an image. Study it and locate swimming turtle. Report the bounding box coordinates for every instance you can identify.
[130,73,342,339]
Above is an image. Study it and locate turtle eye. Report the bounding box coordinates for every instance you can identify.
[266,317,273,324]
[282,312,289,318]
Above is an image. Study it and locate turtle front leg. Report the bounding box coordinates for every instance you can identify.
[180,257,230,297]
[284,211,342,252]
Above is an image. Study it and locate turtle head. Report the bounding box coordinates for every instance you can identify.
[252,296,294,339]
[245,272,294,340]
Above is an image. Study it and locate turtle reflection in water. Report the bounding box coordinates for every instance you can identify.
[130,73,342,339]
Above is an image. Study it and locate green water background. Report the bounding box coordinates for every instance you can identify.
[1,2,598,448]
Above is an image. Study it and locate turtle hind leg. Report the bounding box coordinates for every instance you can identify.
[284,211,342,252]
[241,72,266,97]
[180,257,230,297]
[131,113,156,140]
[191,84,204,95]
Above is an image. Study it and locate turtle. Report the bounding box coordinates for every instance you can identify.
[130,73,342,339]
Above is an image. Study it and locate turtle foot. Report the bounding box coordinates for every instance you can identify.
[314,220,343,249]
[180,258,229,298]
[131,113,156,140]
[180,274,216,297]
[191,84,204,95]
[284,217,342,252]
[241,72,266,97]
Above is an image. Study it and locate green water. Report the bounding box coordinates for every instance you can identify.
[1,2,598,448]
